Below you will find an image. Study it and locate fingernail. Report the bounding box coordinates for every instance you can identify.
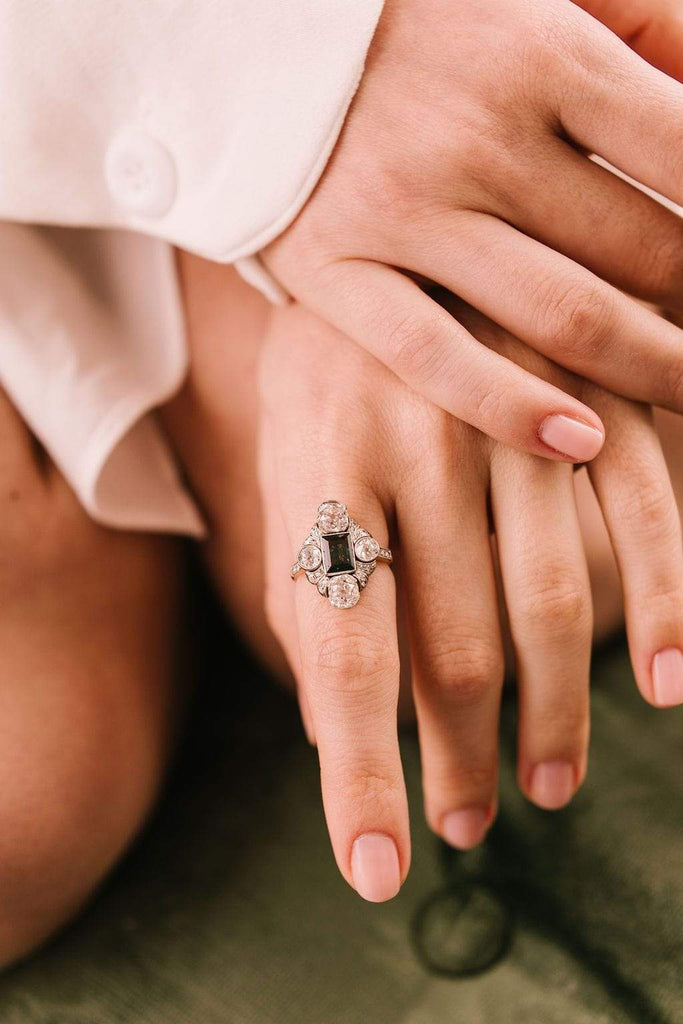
[441,808,492,850]
[539,415,604,462]
[529,761,576,810]
[351,834,401,903]
[652,648,683,707]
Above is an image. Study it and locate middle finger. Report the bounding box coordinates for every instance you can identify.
[397,425,504,851]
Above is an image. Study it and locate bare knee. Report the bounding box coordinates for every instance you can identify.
[0,670,169,968]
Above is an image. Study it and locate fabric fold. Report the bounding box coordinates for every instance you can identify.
[0,224,204,536]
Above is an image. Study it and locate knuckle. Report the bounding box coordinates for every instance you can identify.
[423,636,504,704]
[308,629,397,696]
[452,117,510,186]
[518,568,591,638]
[387,312,451,388]
[350,152,417,221]
[470,382,509,430]
[328,760,404,815]
[612,473,674,536]
[639,577,683,622]
[540,278,614,362]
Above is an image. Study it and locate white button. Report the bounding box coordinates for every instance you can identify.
[105,131,176,218]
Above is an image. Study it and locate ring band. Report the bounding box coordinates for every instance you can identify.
[290,500,393,608]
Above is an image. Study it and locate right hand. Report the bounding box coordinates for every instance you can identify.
[262,0,683,462]
[260,300,683,902]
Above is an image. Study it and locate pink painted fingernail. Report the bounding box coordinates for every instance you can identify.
[529,761,576,810]
[351,834,401,903]
[652,648,683,707]
[441,808,491,850]
[539,415,604,462]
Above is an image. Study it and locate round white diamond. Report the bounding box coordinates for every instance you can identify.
[299,543,322,571]
[318,501,349,534]
[328,574,360,609]
[354,536,380,562]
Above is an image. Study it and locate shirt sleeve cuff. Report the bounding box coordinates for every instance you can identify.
[0,0,385,262]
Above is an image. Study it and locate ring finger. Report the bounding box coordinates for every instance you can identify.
[498,139,683,312]
[286,488,409,903]
[492,450,593,810]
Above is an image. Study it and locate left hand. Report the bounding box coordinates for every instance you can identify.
[259,299,683,901]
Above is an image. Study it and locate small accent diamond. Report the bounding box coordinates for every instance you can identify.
[317,501,349,534]
[299,543,322,571]
[354,536,380,562]
[328,574,360,609]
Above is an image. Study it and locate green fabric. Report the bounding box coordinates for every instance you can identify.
[0,635,680,1023]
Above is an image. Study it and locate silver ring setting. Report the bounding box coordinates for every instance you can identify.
[290,501,393,608]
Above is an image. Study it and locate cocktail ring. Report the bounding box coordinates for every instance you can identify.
[290,500,393,608]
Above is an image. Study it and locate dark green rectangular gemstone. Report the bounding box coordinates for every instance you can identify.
[322,533,355,575]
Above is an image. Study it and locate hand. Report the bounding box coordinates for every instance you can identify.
[262,0,683,461]
[259,300,683,901]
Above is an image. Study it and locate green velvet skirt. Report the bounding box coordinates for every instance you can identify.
[2,627,680,1024]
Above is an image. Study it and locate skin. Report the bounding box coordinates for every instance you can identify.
[2,0,683,959]
[168,258,683,902]
[0,392,183,967]
[573,0,683,81]
[0,251,674,955]
[262,0,683,456]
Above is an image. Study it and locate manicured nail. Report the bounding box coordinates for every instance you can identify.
[539,415,604,462]
[652,648,683,707]
[441,808,491,850]
[529,761,576,810]
[351,834,401,903]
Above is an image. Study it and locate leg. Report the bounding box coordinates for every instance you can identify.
[0,391,183,966]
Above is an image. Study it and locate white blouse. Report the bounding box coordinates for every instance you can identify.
[0,1,385,534]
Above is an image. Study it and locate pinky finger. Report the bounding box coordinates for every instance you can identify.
[588,399,683,708]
